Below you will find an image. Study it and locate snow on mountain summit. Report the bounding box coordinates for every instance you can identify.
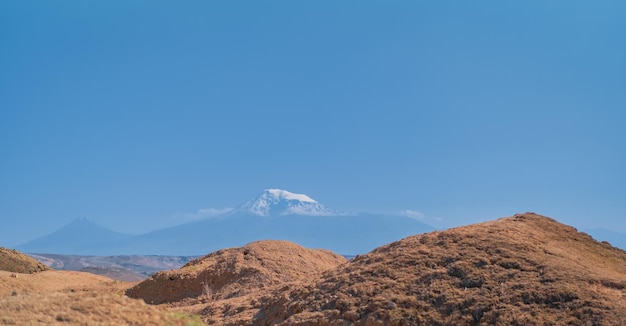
[265,189,317,203]
[238,189,339,216]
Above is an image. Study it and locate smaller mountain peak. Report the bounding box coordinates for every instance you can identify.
[68,216,97,226]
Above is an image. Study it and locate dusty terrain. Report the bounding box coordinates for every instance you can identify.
[0,255,205,325]
[2,213,625,325]
[256,213,626,325]
[126,240,347,324]
[140,213,625,325]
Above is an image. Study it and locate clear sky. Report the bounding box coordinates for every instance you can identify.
[1,1,625,247]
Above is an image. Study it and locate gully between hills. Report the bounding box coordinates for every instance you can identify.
[126,213,626,325]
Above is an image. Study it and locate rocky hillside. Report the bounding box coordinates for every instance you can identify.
[126,240,347,305]
[4,213,623,325]
[147,213,626,325]
[256,213,626,325]
[0,247,48,274]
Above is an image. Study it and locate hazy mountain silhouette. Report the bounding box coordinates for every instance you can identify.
[15,217,132,255]
[128,211,433,255]
[126,189,435,255]
[14,189,435,255]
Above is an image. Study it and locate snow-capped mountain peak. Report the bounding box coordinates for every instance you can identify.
[265,189,317,203]
[238,189,339,216]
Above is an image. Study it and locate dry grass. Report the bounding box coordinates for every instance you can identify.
[0,291,206,325]
[4,213,625,325]
[0,270,118,297]
[0,263,206,325]
[255,213,626,325]
[126,240,346,305]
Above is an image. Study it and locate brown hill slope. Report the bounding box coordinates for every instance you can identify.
[0,292,207,326]
[0,248,206,326]
[0,269,206,325]
[255,213,626,325]
[126,240,347,305]
[0,270,113,297]
[0,247,48,274]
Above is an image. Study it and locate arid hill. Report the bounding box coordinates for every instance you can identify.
[0,249,205,326]
[126,240,347,305]
[0,247,48,274]
[146,213,625,325]
[6,213,623,325]
[255,213,626,325]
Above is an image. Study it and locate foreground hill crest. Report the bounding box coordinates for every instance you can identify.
[126,240,347,305]
[255,213,626,325]
[130,213,626,325]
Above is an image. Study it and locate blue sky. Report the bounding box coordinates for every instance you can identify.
[1,1,625,247]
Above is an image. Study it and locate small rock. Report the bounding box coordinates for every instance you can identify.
[342,310,360,322]
[365,316,384,326]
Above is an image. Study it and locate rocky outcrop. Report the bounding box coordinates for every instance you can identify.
[0,247,49,274]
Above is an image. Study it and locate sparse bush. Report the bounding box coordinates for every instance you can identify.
[201,277,213,299]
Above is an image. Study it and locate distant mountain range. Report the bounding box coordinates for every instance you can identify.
[15,189,436,256]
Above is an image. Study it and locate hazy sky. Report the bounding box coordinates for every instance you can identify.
[1,1,625,247]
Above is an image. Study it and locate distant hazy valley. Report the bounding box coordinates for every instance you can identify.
[26,253,196,282]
